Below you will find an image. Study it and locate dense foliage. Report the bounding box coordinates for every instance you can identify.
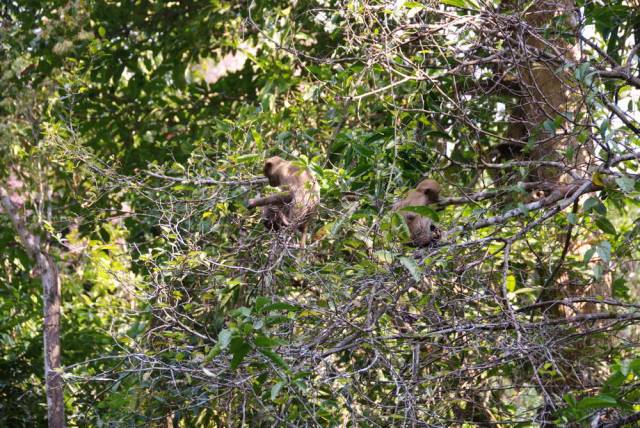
[1,0,640,426]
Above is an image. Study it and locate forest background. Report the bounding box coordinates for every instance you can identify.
[1,0,640,426]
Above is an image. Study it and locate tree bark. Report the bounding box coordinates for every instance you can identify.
[0,186,65,428]
[497,1,612,417]
[502,0,610,314]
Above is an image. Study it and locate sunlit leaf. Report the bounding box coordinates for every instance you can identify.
[399,256,421,281]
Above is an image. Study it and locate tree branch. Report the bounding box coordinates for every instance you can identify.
[147,170,268,186]
[445,181,595,236]
[0,185,65,427]
[598,411,640,428]
[411,312,640,338]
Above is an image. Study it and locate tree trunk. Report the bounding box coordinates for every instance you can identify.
[499,0,611,418]
[503,0,609,312]
[0,186,65,428]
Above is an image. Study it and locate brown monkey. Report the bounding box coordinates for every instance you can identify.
[248,156,320,245]
[393,179,441,247]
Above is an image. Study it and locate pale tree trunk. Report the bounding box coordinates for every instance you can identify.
[499,2,610,424]
[504,0,609,313]
[0,185,65,428]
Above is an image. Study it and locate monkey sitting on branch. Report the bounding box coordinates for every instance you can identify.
[247,156,320,247]
[393,179,442,247]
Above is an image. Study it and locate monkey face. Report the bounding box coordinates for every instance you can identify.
[404,213,417,223]
[393,178,442,247]
[415,179,441,202]
[267,171,280,186]
[402,212,439,246]
[264,156,284,186]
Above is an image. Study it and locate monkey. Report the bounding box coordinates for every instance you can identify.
[248,156,320,246]
[393,179,442,247]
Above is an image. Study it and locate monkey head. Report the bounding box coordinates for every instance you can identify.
[264,156,286,187]
[253,156,320,244]
[403,211,440,247]
[415,179,441,203]
[393,178,442,247]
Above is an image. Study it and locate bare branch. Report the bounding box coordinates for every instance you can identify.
[147,170,268,186]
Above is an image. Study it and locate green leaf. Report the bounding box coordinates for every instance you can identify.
[553,115,565,129]
[599,118,610,139]
[583,247,596,265]
[615,176,636,193]
[575,61,590,81]
[403,1,424,9]
[543,119,556,135]
[262,302,300,313]
[401,205,439,221]
[583,197,606,214]
[232,307,252,317]
[619,359,631,377]
[230,339,251,369]
[399,256,421,281]
[254,335,281,348]
[629,358,640,374]
[265,315,291,326]
[612,277,629,298]
[513,287,538,295]
[576,394,618,410]
[563,393,577,407]
[254,296,271,313]
[218,329,232,350]
[442,0,465,7]
[441,0,477,9]
[374,250,394,264]
[236,153,261,164]
[595,216,617,235]
[204,346,221,362]
[583,197,598,211]
[260,348,288,369]
[391,212,411,236]
[604,371,626,390]
[596,241,611,264]
[270,381,284,401]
